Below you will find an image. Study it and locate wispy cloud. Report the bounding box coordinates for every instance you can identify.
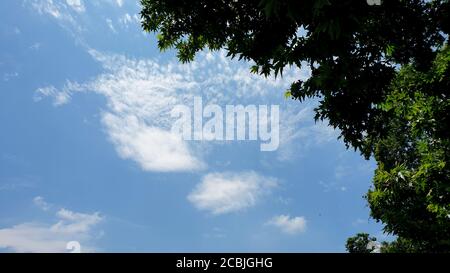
[105,18,116,33]
[334,161,374,180]
[0,197,103,253]
[115,0,123,7]
[14,27,21,35]
[30,0,64,19]
[29,42,42,51]
[266,214,307,235]
[319,180,348,192]
[352,218,369,226]
[2,72,19,82]
[28,0,329,172]
[0,173,38,191]
[27,0,84,36]
[65,0,85,13]
[34,48,311,172]
[277,105,339,161]
[28,1,335,170]
[34,86,71,106]
[203,227,227,239]
[118,13,139,29]
[187,171,277,215]
[33,196,51,211]
[318,160,375,192]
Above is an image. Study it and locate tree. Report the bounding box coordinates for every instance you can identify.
[367,46,450,252]
[140,0,450,251]
[346,233,377,253]
[347,234,419,253]
[141,0,448,152]
[380,238,419,253]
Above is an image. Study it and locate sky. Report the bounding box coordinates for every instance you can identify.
[0,0,387,252]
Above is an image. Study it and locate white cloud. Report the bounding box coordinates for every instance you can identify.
[26,2,334,165]
[0,174,37,191]
[34,49,308,172]
[35,50,208,172]
[29,42,42,50]
[367,241,382,253]
[118,13,139,28]
[3,72,19,82]
[66,0,85,13]
[35,86,71,106]
[334,161,374,180]
[29,0,85,16]
[33,196,51,211]
[30,0,62,19]
[106,18,116,33]
[266,214,307,235]
[27,0,83,35]
[34,47,329,171]
[187,171,277,214]
[120,13,132,25]
[52,209,102,234]
[277,104,339,161]
[203,227,226,239]
[0,197,103,253]
[318,160,375,192]
[102,113,204,172]
[352,218,368,226]
[28,0,338,170]
[30,0,319,168]
[318,180,348,193]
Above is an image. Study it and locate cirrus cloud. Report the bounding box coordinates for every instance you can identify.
[66,0,85,13]
[34,48,309,172]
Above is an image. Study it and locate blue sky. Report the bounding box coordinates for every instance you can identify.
[0,0,387,252]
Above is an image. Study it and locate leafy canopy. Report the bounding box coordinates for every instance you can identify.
[140,0,450,252]
[141,0,448,154]
[346,233,377,253]
[367,46,450,252]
